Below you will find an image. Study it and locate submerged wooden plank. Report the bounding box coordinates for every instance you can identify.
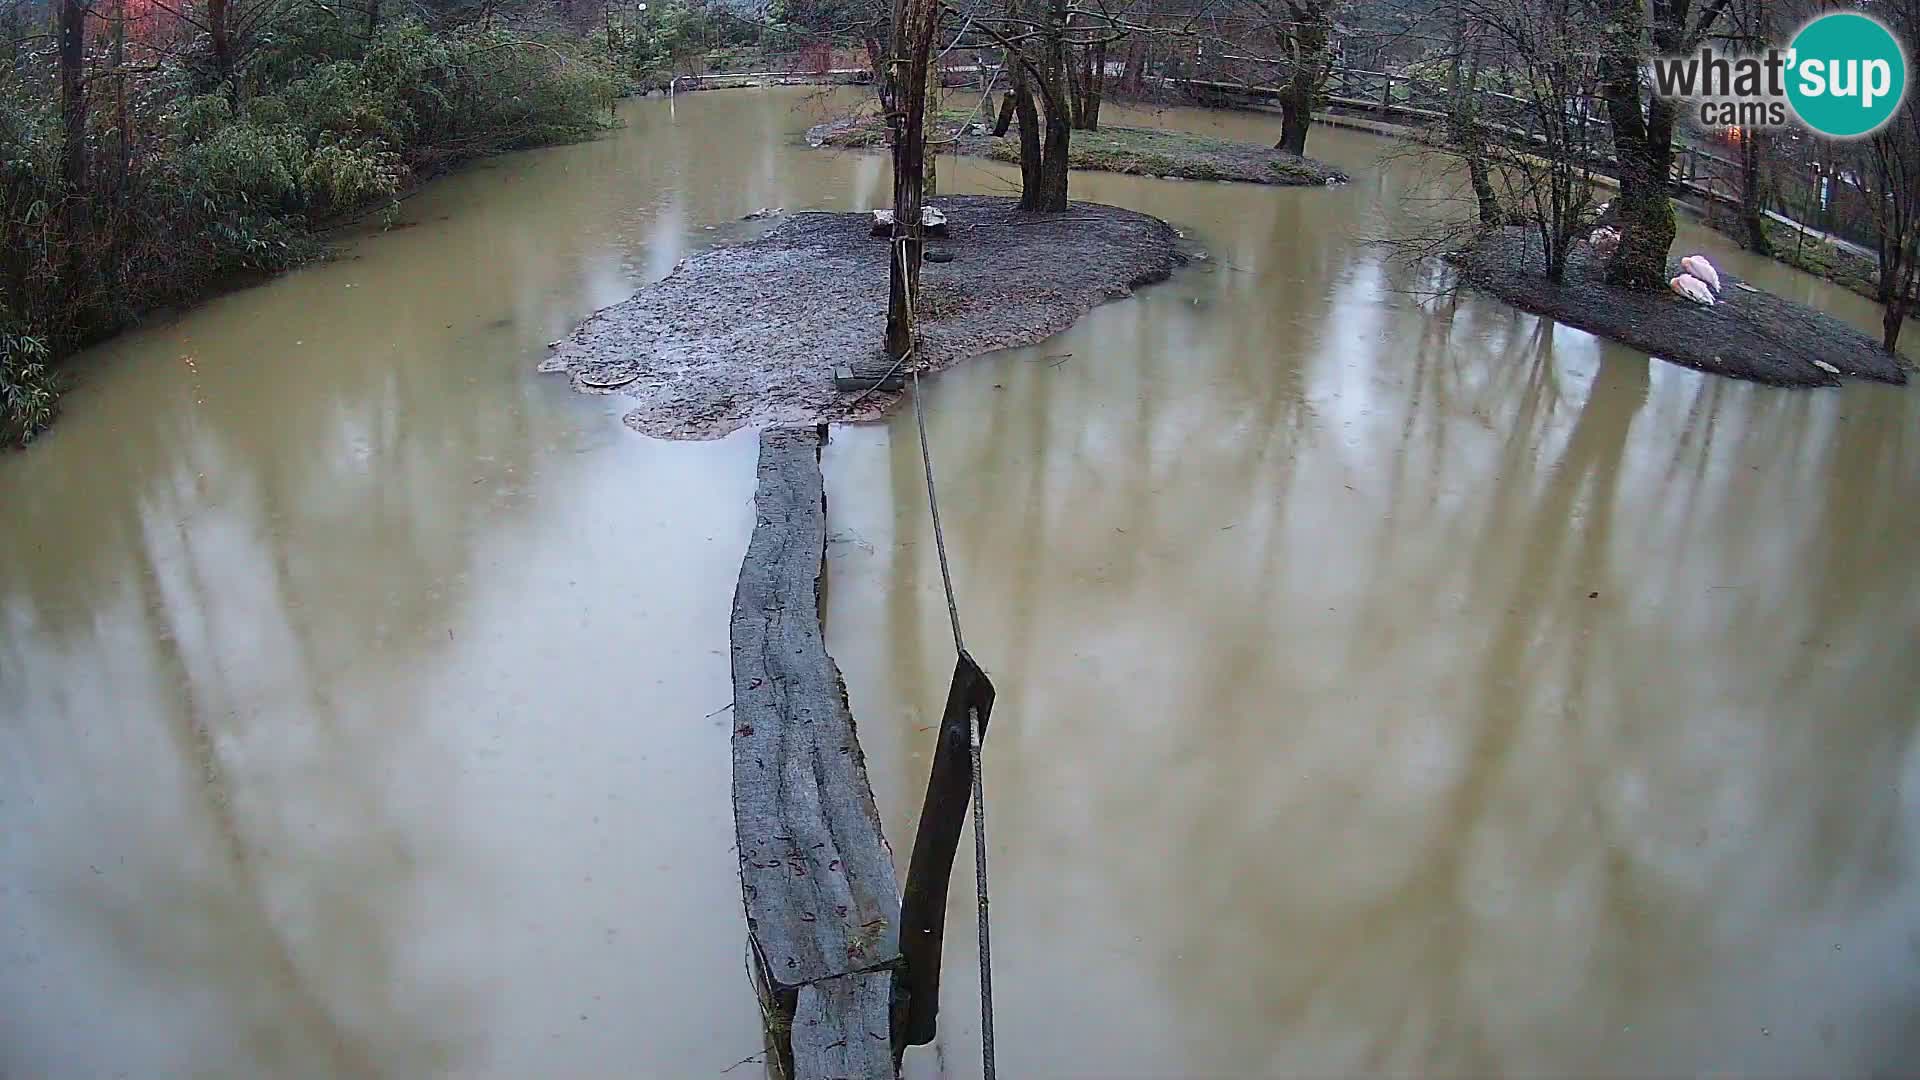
[731,425,902,1077]
[892,652,996,1049]
[792,971,895,1080]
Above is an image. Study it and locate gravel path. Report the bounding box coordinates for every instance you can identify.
[541,196,1185,439]
[1452,229,1908,388]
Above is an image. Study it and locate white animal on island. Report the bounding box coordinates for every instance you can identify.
[1680,254,1722,293]
[1589,226,1621,260]
[1670,273,1716,306]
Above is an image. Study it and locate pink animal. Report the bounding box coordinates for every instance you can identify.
[1589,227,1621,260]
[1670,273,1716,306]
[1680,254,1722,293]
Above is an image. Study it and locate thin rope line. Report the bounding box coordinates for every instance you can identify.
[898,233,992,1076]
[910,366,965,657]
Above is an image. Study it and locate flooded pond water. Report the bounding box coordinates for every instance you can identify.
[5,87,1919,1077]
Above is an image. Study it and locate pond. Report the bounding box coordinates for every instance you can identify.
[3,86,1916,1077]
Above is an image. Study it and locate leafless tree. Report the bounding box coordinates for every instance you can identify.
[1597,0,1733,289]
[1861,0,1920,350]
[1389,0,1605,281]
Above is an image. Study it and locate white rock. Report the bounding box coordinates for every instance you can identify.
[1813,359,1840,374]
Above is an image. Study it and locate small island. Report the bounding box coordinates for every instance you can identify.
[541,195,1185,439]
[807,110,1348,186]
[1452,229,1908,388]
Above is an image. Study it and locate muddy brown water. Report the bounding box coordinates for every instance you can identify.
[3,87,1917,1078]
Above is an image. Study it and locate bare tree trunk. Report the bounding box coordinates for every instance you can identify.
[924,55,939,195]
[1122,38,1144,95]
[58,0,86,198]
[1011,55,1045,208]
[1039,97,1070,208]
[1872,181,1916,352]
[1274,4,1328,156]
[369,0,382,33]
[209,0,233,89]
[112,0,129,194]
[1065,39,1085,127]
[884,0,937,360]
[1081,40,1105,130]
[1033,0,1071,209]
[1448,22,1499,226]
[993,89,1015,136]
[1599,28,1677,290]
[863,26,896,117]
[1740,130,1773,254]
[1277,84,1311,155]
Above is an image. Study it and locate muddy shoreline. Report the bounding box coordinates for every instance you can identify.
[541,195,1185,439]
[1451,229,1908,388]
[806,113,1348,186]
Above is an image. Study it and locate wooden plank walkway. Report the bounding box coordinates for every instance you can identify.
[731,426,902,1080]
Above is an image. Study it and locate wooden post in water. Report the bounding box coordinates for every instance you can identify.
[892,653,996,1053]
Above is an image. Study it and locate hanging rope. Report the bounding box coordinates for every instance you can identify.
[899,232,996,1080]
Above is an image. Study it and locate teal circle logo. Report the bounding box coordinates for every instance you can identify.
[1786,12,1908,138]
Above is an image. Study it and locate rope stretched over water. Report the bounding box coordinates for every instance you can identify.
[899,236,996,1080]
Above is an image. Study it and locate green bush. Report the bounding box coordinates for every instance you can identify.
[0,310,54,445]
[0,15,611,446]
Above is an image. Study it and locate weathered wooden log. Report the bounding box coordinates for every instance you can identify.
[793,971,895,1078]
[891,652,996,1051]
[732,426,902,1080]
[834,360,907,393]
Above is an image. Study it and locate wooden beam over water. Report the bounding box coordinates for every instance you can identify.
[731,426,902,1080]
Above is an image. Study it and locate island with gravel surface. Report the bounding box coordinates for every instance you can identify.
[1452,229,1909,388]
[806,111,1348,186]
[540,195,1185,438]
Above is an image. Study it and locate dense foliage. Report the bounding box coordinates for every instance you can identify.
[1,8,610,445]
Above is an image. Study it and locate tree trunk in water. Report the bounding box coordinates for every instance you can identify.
[1740,130,1772,255]
[1884,295,1907,352]
[1599,0,1677,290]
[58,0,86,197]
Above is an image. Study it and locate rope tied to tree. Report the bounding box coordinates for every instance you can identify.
[898,235,997,1080]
